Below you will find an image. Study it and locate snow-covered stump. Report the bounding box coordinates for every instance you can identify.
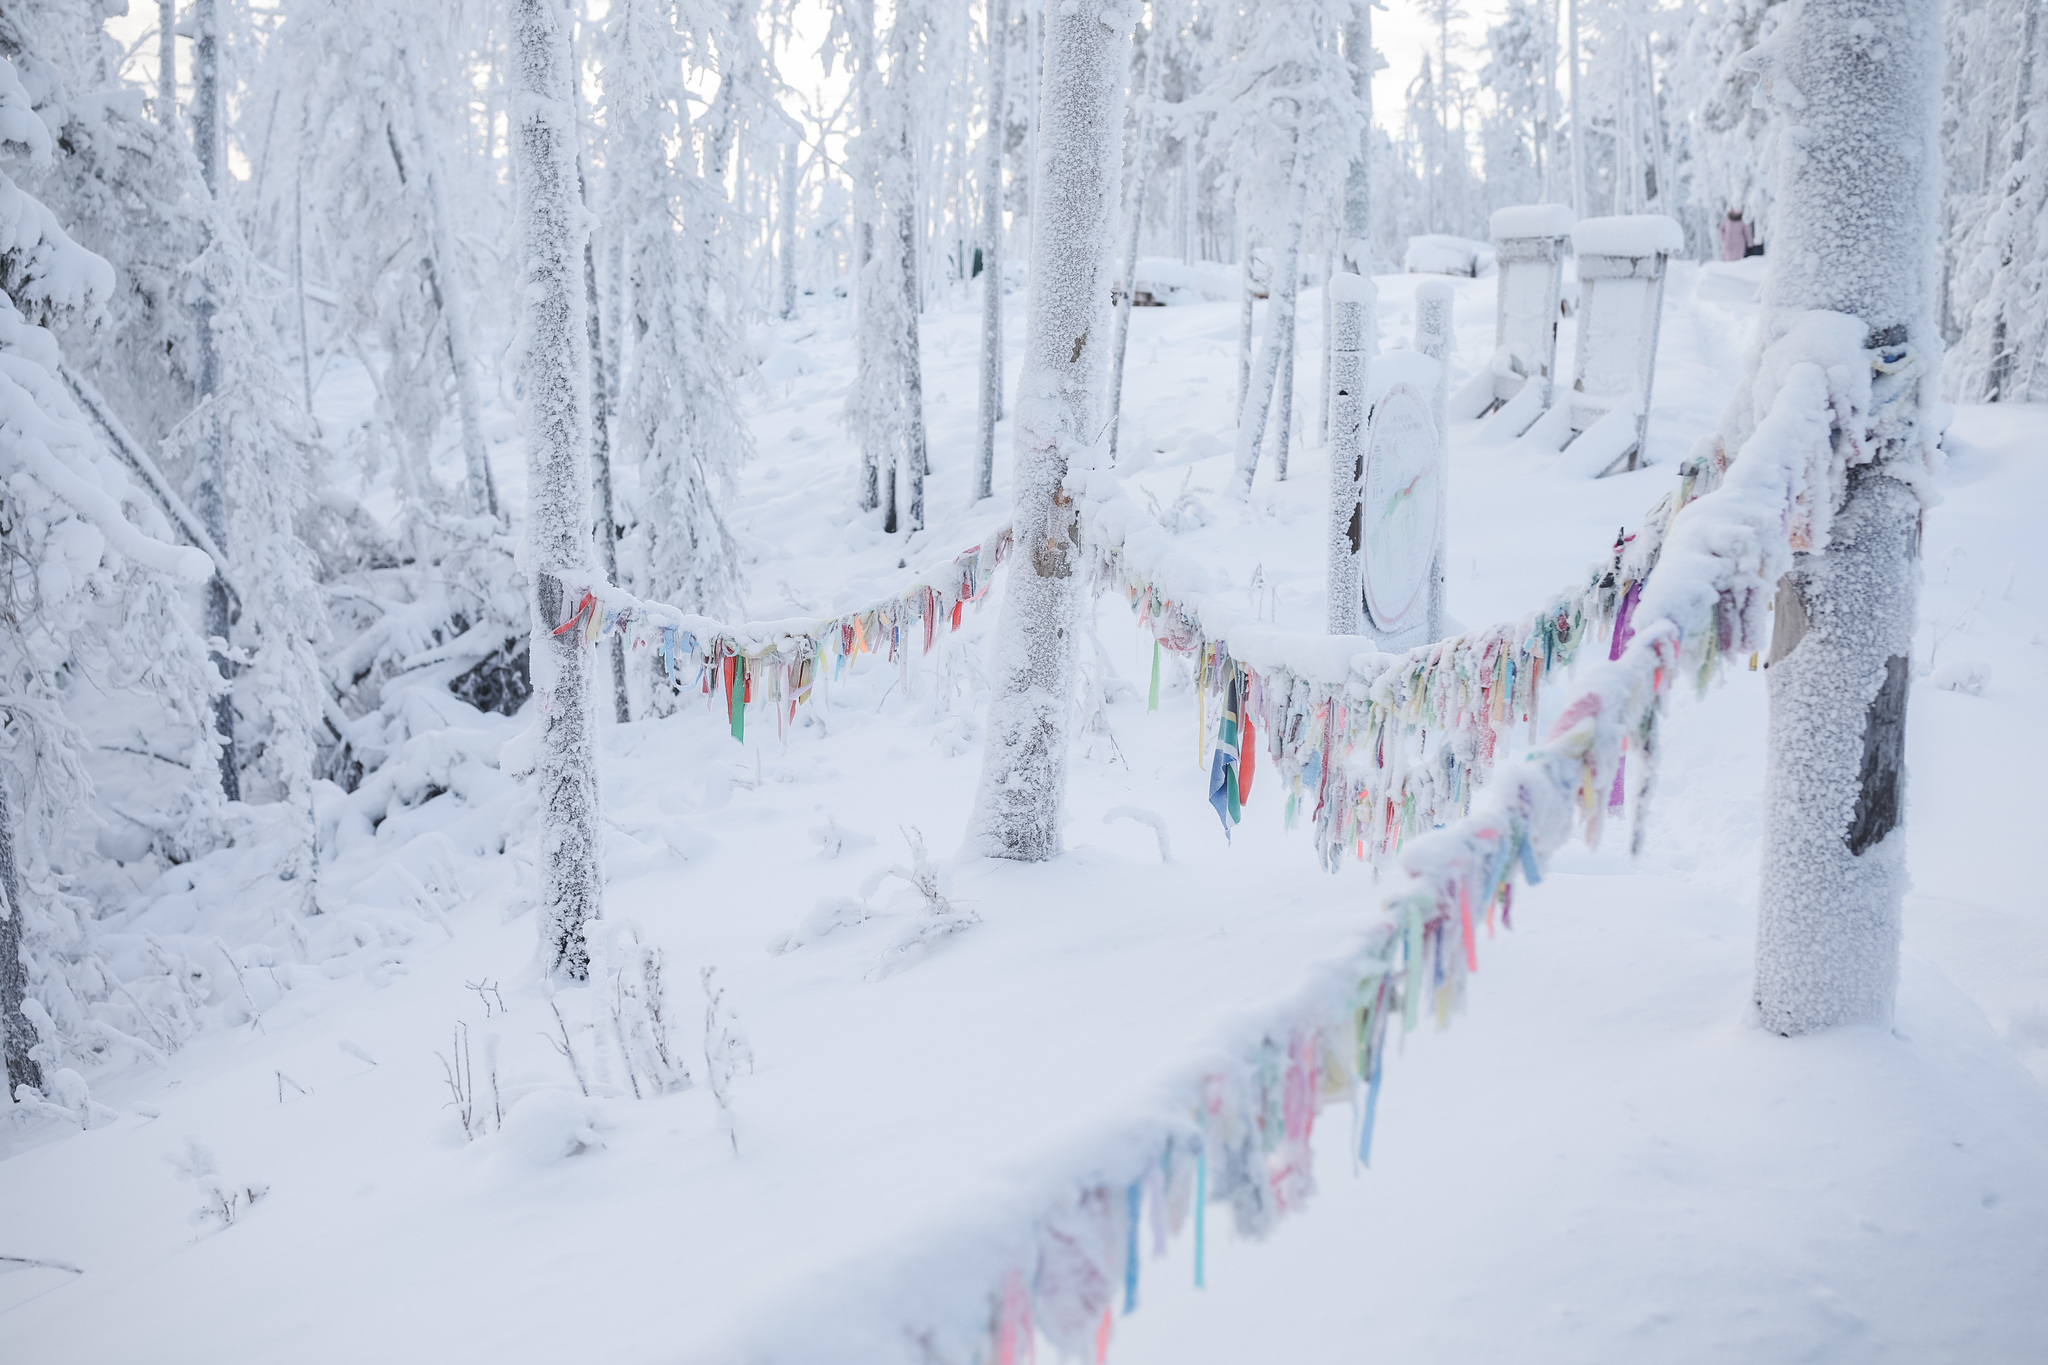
[967,0,1133,862]
[1483,203,1573,430]
[1753,0,1941,1036]
[511,0,602,980]
[1561,214,1680,476]
[1324,271,1375,634]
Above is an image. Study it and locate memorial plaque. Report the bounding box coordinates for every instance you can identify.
[1361,382,1442,633]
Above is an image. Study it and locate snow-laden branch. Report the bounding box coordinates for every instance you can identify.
[0,339,212,586]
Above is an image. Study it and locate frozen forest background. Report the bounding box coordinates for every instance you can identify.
[2,0,2047,1360]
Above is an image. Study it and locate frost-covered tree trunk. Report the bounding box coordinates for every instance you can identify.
[1324,271,1373,634]
[1415,280,1451,641]
[1342,0,1374,269]
[1274,273,1297,480]
[1106,34,1157,467]
[1231,140,1309,495]
[512,0,602,980]
[1569,0,1585,218]
[1987,0,2039,402]
[398,35,498,518]
[191,0,238,802]
[562,23,632,725]
[891,116,929,534]
[158,0,177,126]
[1753,0,1939,1036]
[1235,247,1256,419]
[976,0,1008,502]
[0,775,38,1094]
[968,0,1132,862]
[778,136,800,321]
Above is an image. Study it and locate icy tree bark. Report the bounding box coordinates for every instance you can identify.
[560,29,632,723]
[1988,0,2039,402]
[968,0,1132,862]
[1341,0,1374,269]
[191,0,237,802]
[1569,0,1586,219]
[512,0,602,980]
[891,119,929,534]
[976,0,1008,502]
[1235,249,1256,420]
[158,0,177,126]
[1415,280,1451,641]
[1325,272,1373,634]
[778,136,800,321]
[398,38,499,518]
[0,777,39,1095]
[1274,280,1297,481]
[1753,0,1939,1036]
[1232,142,1309,496]
[1106,32,1157,467]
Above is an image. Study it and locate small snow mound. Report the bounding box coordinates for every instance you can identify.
[1573,214,1684,258]
[498,1088,605,1165]
[1490,203,1575,240]
[1931,660,1989,696]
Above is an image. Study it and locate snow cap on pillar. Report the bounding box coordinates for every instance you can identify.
[1572,214,1683,258]
[1328,271,1377,306]
[1489,203,1575,241]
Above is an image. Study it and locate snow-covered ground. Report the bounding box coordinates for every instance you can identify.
[4,266,2045,1363]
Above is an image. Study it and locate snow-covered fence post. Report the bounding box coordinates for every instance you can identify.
[1483,203,1572,430]
[976,0,1008,503]
[968,0,1134,862]
[1753,0,1940,1035]
[1325,271,1375,634]
[0,776,39,1095]
[512,0,602,980]
[1562,214,1679,475]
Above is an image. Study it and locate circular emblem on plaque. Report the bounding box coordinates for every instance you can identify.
[1361,382,1442,632]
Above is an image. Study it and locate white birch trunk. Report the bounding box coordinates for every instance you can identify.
[976,0,1009,502]
[1753,0,1939,1036]
[968,0,1131,862]
[1325,272,1374,634]
[512,0,602,980]
[1232,141,1309,496]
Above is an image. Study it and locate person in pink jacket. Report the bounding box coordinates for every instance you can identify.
[1719,210,1755,261]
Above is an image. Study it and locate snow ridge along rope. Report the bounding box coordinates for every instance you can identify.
[549,523,1012,739]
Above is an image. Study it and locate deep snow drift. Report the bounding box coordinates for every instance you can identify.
[3,264,2045,1363]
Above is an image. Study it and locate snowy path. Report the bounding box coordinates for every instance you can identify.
[3,273,2045,1363]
